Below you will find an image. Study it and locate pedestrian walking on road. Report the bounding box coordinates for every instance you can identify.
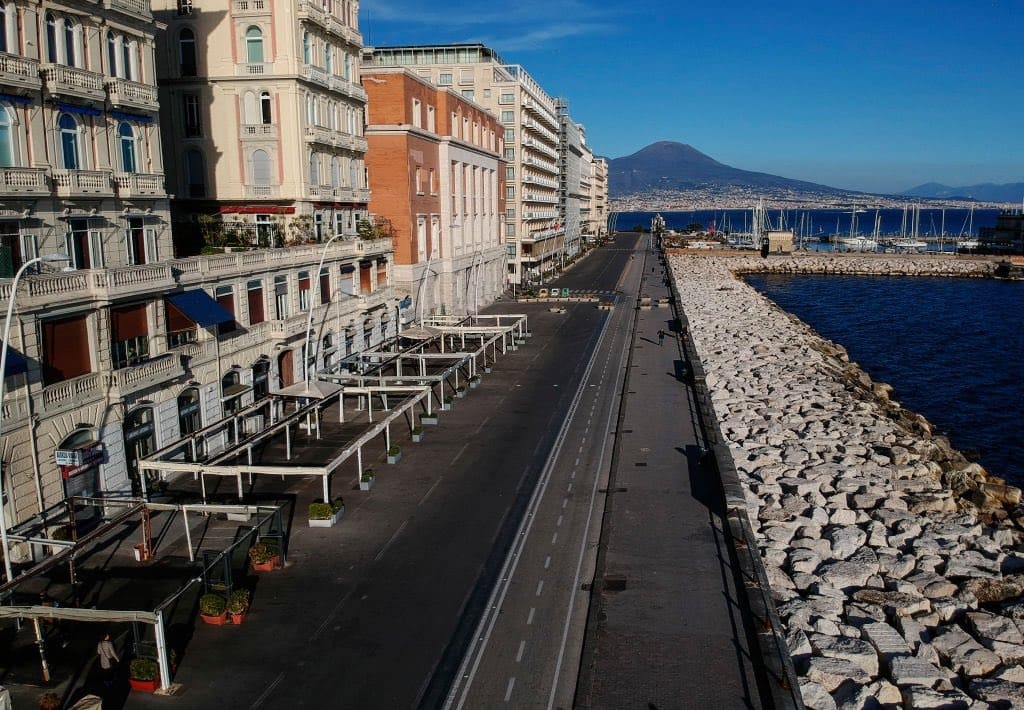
[657,329,665,346]
[97,632,119,686]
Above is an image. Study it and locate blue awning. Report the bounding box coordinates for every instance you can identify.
[110,110,154,124]
[54,101,103,117]
[2,343,28,377]
[166,290,234,328]
[0,93,32,106]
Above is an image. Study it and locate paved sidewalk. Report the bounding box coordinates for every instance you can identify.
[576,239,766,708]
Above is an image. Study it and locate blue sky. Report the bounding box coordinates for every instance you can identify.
[360,0,1023,194]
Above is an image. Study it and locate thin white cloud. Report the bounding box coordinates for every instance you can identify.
[479,22,615,52]
[361,0,628,34]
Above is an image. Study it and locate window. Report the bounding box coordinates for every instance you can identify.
[504,128,514,142]
[273,275,288,319]
[123,38,137,81]
[260,91,272,124]
[302,31,311,64]
[183,149,205,197]
[63,18,78,67]
[107,32,118,77]
[177,388,202,443]
[506,166,515,180]
[506,223,516,237]
[428,168,435,194]
[324,43,332,73]
[216,284,237,333]
[506,207,515,219]
[314,211,324,241]
[416,216,426,261]
[309,152,320,185]
[58,113,81,170]
[247,279,264,324]
[0,104,14,167]
[179,28,196,76]
[461,89,474,101]
[251,149,271,185]
[245,26,263,64]
[119,122,137,173]
[319,267,330,305]
[177,0,193,15]
[504,147,514,160]
[183,93,201,136]
[506,185,515,199]
[499,93,514,104]
[427,106,435,133]
[111,303,150,369]
[438,72,452,86]
[255,214,274,246]
[298,270,310,310]
[500,111,514,123]
[415,166,422,194]
[166,298,197,347]
[125,217,156,265]
[412,98,421,128]
[42,315,90,385]
[65,218,102,269]
[330,156,340,187]
[0,3,11,54]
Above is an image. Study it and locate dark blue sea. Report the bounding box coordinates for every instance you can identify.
[744,274,1024,486]
[615,208,999,241]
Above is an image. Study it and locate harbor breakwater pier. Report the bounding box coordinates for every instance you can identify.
[668,253,1024,708]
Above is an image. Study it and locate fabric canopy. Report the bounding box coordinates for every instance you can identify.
[166,290,234,328]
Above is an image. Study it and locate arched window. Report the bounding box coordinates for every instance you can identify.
[58,113,80,170]
[302,30,311,64]
[251,149,271,185]
[245,26,263,64]
[260,91,272,124]
[0,3,7,54]
[343,52,350,81]
[305,93,315,125]
[242,90,258,124]
[308,152,319,185]
[124,38,138,81]
[330,156,340,188]
[45,13,58,63]
[178,28,196,76]
[0,105,14,167]
[119,122,137,173]
[106,31,118,77]
[324,43,332,74]
[63,18,78,67]
[184,148,205,197]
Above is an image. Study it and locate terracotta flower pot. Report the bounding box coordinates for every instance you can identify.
[250,554,280,572]
[200,610,228,625]
[230,610,248,625]
[129,676,159,693]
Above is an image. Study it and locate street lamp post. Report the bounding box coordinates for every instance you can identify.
[0,254,68,584]
[303,234,343,392]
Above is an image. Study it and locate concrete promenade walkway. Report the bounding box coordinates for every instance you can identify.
[576,237,766,709]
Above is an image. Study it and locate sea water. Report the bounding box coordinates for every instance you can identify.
[745,274,1024,486]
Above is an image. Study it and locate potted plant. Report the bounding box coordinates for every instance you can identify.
[469,374,482,389]
[248,540,280,572]
[420,412,438,427]
[199,593,227,625]
[387,445,401,464]
[308,498,345,527]
[441,395,453,411]
[359,469,375,491]
[227,588,251,624]
[129,658,160,693]
[455,386,467,399]
[411,426,424,443]
[39,692,62,710]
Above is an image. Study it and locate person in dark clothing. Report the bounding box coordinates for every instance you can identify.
[657,329,665,345]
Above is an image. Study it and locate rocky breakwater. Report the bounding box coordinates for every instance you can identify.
[720,252,999,278]
[670,253,1024,709]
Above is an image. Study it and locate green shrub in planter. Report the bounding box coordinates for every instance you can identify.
[130,658,159,681]
[387,445,401,456]
[412,426,423,435]
[360,469,374,483]
[309,498,344,519]
[199,593,226,616]
[248,541,279,565]
[227,588,251,614]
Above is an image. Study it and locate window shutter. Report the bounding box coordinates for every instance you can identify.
[112,303,149,340]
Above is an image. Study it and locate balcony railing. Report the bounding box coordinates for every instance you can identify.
[113,172,166,198]
[52,169,114,197]
[330,76,366,101]
[237,63,269,77]
[241,123,278,140]
[0,52,41,91]
[0,167,49,195]
[40,64,106,102]
[301,64,330,89]
[109,353,183,397]
[232,0,269,13]
[105,77,159,111]
[103,0,152,20]
[244,184,279,199]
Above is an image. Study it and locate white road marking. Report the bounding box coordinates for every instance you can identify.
[535,580,544,596]
[567,483,573,493]
[544,556,551,569]
[474,416,491,434]
[418,477,443,507]
[556,515,563,527]
[504,677,516,702]
[562,498,568,509]
[527,608,535,625]
[451,443,470,465]
[551,532,558,544]
[373,520,408,563]
[250,672,287,709]
[516,640,526,663]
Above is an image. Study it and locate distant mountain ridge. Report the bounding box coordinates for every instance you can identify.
[608,141,843,197]
[902,182,1024,203]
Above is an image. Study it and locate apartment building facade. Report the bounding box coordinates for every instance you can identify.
[588,157,608,238]
[557,100,586,260]
[364,44,562,288]
[363,67,505,319]
[152,0,370,249]
[0,0,398,560]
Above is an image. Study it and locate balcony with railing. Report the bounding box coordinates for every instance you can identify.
[103,0,152,20]
[0,167,49,195]
[522,137,558,160]
[301,64,330,89]
[240,123,278,141]
[330,76,366,101]
[244,184,279,199]
[105,77,159,111]
[521,154,557,174]
[297,0,327,25]
[523,191,558,205]
[52,169,114,197]
[522,210,558,222]
[521,225,565,243]
[113,172,166,198]
[0,52,41,91]
[521,96,558,130]
[521,116,558,145]
[237,63,269,77]
[232,0,270,14]
[41,64,106,102]
[304,124,335,146]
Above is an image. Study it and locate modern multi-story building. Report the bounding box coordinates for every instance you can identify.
[588,157,609,239]
[363,67,505,319]
[363,44,563,288]
[557,100,587,260]
[152,0,370,249]
[0,0,397,561]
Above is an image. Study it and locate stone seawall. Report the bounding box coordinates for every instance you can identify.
[669,253,1024,709]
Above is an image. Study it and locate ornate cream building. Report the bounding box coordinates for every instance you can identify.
[0,0,395,566]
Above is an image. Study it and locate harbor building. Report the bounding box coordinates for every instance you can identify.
[0,0,397,562]
[363,44,563,288]
[363,67,505,320]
